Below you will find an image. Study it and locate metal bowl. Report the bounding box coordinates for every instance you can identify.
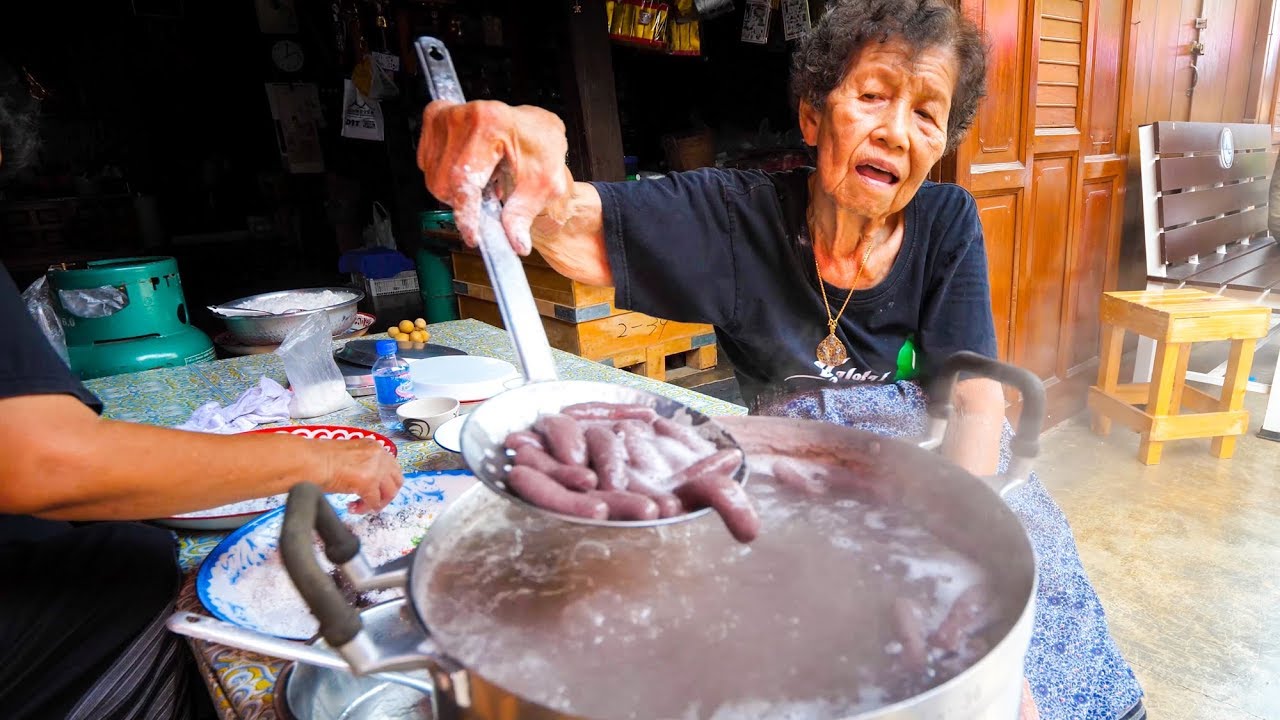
[214,287,364,345]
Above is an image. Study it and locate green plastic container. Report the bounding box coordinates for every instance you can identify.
[416,249,459,324]
[47,256,214,379]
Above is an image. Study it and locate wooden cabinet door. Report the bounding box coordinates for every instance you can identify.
[953,0,1136,426]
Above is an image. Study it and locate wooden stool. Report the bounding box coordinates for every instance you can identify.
[1090,289,1270,464]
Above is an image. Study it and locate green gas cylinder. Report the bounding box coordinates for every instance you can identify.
[46,256,215,379]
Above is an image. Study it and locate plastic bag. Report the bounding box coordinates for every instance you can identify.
[275,312,355,418]
[21,276,70,366]
[57,284,128,319]
[370,202,396,250]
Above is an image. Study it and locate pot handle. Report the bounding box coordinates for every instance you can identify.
[279,482,366,649]
[921,351,1046,496]
[280,483,474,714]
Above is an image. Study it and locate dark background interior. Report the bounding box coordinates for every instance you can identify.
[0,0,801,339]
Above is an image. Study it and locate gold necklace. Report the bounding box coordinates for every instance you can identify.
[814,239,877,367]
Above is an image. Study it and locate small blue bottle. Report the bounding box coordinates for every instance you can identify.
[371,339,415,427]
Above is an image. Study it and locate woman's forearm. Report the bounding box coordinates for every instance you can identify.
[0,395,333,520]
[531,180,612,287]
[942,378,1005,477]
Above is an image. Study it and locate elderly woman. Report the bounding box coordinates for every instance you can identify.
[418,1,1145,718]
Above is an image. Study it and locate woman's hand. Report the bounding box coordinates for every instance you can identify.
[319,439,405,514]
[417,100,574,255]
[1020,677,1040,719]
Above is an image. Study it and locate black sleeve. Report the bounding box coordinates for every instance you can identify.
[0,264,103,412]
[915,189,999,377]
[591,169,747,328]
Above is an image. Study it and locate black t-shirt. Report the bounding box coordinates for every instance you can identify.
[0,263,102,411]
[593,168,997,408]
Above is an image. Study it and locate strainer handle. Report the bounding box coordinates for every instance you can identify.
[414,36,559,385]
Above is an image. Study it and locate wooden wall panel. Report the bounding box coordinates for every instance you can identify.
[954,0,1137,428]
[976,194,1019,359]
[1087,0,1126,155]
[1190,0,1262,122]
[970,0,1028,165]
[1037,0,1084,130]
[1129,0,1275,127]
[1016,157,1073,381]
[1070,179,1119,369]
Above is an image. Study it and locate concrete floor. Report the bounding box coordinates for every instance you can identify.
[1036,343,1280,719]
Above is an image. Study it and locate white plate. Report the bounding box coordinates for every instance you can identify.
[196,470,478,640]
[409,355,519,404]
[432,414,467,453]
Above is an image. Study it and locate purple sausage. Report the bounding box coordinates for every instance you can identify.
[563,402,657,423]
[503,430,545,453]
[584,425,629,491]
[930,584,997,653]
[672,474,760,543]
[626,474,685,518]
[534,414,588,466]
[771,459,828,495]
[892,596,930,671]
[613,418,655,437]
[513,446,597,492]
[620,428,669,477]
[587,490,660,521]
[506,466,609,520]
[671,449,743,486]
[653,417,715,454]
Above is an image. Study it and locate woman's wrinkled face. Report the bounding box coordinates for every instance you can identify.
[800,37,957,220]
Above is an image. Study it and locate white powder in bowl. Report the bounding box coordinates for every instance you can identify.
[238,290,354,314]
[208,503,438,639]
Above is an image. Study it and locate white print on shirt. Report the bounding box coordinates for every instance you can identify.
[783,358,894,385]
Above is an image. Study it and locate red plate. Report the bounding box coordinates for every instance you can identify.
[243,425,398,456]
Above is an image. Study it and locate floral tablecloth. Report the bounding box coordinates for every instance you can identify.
[84,319,743,720]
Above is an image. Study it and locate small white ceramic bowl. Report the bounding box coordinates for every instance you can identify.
[396,396,460,441]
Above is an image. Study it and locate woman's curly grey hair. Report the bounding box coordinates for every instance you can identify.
[792,0,988,152]
[0,61,41,179]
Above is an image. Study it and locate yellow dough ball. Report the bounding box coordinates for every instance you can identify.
[414,318,427,329]
[398,320,416,334]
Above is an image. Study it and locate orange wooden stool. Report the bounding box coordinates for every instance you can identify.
[1090,289,1270,464]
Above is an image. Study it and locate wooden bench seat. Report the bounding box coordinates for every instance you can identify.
[1154,236,1280,291]
[1137,121,1280,440]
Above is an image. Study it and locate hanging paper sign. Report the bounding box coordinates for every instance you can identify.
[781,0,810,40]
[741,0,771,44]
[265,83,324,173]
[341,79,385,142]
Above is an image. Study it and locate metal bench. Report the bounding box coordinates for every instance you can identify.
[1137,121,1280,440]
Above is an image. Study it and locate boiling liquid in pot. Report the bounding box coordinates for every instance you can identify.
[420,456,1008,719]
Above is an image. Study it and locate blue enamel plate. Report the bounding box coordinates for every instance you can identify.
[196,469,477,640]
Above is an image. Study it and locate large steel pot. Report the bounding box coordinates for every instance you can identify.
[168,352,1043,720]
